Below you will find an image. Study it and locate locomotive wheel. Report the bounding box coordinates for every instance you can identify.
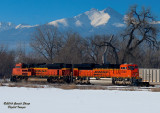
[10,77,13,82]
[10,76,17,82]
[25,77,28,81]
[47,78,51,83]
[63,76,71,83]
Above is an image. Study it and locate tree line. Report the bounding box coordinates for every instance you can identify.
[0,5,160,78]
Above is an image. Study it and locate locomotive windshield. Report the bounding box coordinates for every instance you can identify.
[16,66,21,68]
[128,66,134,70]
[135,66,138,69]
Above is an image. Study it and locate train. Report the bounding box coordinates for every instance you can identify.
[10,63,149,86]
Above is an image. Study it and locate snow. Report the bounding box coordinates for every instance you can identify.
[0,86,160,113]
[151,21,160,24]
[156,21,160,24]
[8,22,12,26]
[46,7,125,36]
[15,24,22,29]
[85,9,110,27]
[48,19,68,27]
[15,24,38,29]
[113,23,125,27]
[75,20,82,26]
[0,22,16,31]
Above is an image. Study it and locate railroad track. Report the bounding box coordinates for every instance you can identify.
[1,81,159,92]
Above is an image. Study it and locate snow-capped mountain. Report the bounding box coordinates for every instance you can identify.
[0,22,37,50]
[48,7,125,36]
[0,7,127,50]
[0,7,159,50]
[0,22,37,31]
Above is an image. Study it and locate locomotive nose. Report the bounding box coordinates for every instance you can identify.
[132,72,138,77]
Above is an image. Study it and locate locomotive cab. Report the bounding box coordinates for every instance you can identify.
[111,64,141,85]
[11,63,33,82]
[12,63,23,76]
[11,63,23,82]
[120,64,139,78]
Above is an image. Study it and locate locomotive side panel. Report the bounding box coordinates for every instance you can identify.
[33,68,48,77]
[47,69,60,76]
[62,68,72,76]
[78,70,93,77]
[12,63,32,77]
[93,69,111,78]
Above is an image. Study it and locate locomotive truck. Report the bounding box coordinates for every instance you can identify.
[10,63,149,86]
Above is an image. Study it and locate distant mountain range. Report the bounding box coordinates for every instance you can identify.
[48,7,125,36]
[0,22,37,49]
[0,7,159,50]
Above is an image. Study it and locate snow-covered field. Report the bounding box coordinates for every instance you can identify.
[0,86,160,113]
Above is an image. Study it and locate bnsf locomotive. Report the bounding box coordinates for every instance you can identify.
[11,63,149,86]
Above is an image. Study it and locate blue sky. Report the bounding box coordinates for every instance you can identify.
[0,0,160,25]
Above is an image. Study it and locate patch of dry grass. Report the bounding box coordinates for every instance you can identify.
[26,85,45,88]
[8,84,20,87]
[1,81,157,92]
[120,88,138,91]
[0,83,3,86]
[56,84,107,90]
[105,87,137,91]
[7,83,44,88]
[151,88,160,92]
[58,84,77,89]
[77,86,106,90]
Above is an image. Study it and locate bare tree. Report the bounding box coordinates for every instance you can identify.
[101,35,119,64]
[92,35,120,64]
[57,32,85,64]
[0,45,15,78]
[121,5,159,63]
[84,35,106,64]
[30,25,64,63]
[15,41,26,63]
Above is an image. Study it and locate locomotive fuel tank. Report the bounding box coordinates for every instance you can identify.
[89,78,112,85]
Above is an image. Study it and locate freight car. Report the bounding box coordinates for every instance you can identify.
[10,63,149,86]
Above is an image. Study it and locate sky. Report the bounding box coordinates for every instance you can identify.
[0,0,160,25]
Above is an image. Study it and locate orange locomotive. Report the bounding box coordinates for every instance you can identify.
[11,63,72,83]
[11,63,148,86]
[73,63,142,85]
